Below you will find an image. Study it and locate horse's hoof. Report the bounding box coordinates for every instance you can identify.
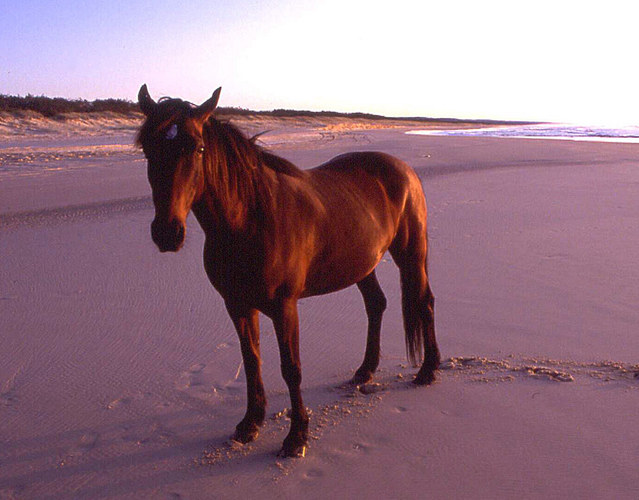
[277,444,307,458]
[412,370,437,386]
[232,425,260,444]
[350,370,373,385]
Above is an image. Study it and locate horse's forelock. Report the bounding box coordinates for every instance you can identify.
[136,98,194,146]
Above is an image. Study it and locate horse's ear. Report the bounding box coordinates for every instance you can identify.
[193,87,221,124]
[138,84,156,116]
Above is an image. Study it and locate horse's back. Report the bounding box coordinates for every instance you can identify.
[297,151,427,296]
[309,151,426,221]
[312,151,416,189]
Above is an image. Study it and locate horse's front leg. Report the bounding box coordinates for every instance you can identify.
[226,303,266,444]
[352,270,387,384]
[273,298,308,457]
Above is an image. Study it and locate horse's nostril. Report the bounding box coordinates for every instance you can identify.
[151,218,185,252]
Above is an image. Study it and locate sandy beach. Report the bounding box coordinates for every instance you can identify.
[1,114,638,499]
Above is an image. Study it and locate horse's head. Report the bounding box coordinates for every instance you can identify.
[137,84,221,252]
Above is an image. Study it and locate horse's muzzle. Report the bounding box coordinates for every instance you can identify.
[151,218,185,252]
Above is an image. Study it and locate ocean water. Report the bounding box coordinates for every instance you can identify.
[407,123,639,143]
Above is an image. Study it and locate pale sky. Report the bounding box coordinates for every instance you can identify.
[1,0,637,124]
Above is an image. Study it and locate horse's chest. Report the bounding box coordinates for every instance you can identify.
[202,241,269,298]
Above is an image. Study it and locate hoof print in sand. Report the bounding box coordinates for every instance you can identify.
[138,422,175,445]
[177,371,203,389]
[176,363,218,397]
[189,363,205,374]
[0,390,18,407]
[68,432,99,457]
[357,382,385,395]
[176,361,244,399]
[303,468,325,479]
[351,441,375,455]
[1,372,20,407]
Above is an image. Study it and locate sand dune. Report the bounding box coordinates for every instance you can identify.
[1,117,639,499]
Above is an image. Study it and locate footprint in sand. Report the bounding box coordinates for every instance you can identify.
[304,469,325,479]
[188,363,205,374]
[0,390,18,407]
[177,361,244,397]
[177,370,203,390]
[122,421,175,446]
[357,382,386,395]
[68,432,99,456]
[351,441,374,455]
[1,370,22,407]
[177,363,212,390]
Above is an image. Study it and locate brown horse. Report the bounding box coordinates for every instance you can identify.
[136,85,439,457]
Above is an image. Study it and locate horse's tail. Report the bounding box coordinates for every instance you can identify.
[398,247,429,367]
[390,188,439,383]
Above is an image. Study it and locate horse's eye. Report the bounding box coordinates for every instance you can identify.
[197,146,205,155]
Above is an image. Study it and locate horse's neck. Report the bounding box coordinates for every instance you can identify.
[193,157,270,237]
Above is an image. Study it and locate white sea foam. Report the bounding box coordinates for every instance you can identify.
[407,123,639,143]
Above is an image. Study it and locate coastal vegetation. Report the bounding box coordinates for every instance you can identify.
[0,94,531,126]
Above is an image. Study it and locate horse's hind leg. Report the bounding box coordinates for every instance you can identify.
[351,270,387,385]
[413,275,439,385]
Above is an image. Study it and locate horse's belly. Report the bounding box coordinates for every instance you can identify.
[302,245,386,297]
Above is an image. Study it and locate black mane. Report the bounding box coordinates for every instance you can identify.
[204,118,304,178]
[137,98,303,179]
